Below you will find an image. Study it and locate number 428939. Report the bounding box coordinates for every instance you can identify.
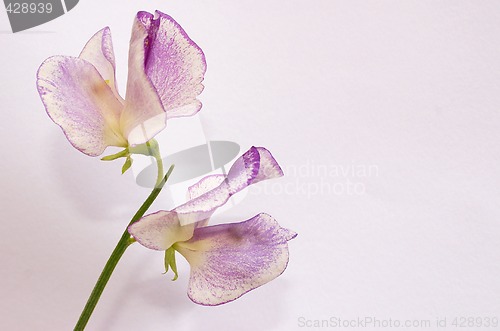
[452,317,498,328]
[6,2,53,14]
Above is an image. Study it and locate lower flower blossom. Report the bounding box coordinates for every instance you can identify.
[128,146,297,305]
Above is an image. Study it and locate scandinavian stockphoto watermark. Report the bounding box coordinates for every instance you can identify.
[297,316,499,329]
[3,0,79,32]
[251,160,379,198]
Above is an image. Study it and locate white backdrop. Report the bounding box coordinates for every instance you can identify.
[1,1,500,330]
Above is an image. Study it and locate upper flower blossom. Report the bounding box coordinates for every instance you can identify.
[36,11,206,156]
[128,147,297,305]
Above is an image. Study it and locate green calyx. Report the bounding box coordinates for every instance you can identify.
[100,149,128,161]
[163,246,179,281]
[100,139,162,177]
[121,156,133,174]
[128,138,160,157]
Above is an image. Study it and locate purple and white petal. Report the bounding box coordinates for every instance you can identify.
[187,174,226,228]
[252,147,284,183]
[175,213,297,305]
[79,27,123,103]
[120,15,167,146]
[37,56,126,156]
[128,211,195,251]
[187,174,226,200]
[137,11,207,119]
[174,147,283,225]
[224,146,261,193]
[221,146,283,192]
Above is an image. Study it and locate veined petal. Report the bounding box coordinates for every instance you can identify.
[174,147,283,225]
[224,146,283,192]
[79,27,123,103]
[187,174,226,200]
[175,213,297,306]
[128,211,195,251]
[187,174,226,228]
[137,10,207,119]
[37,56,126,156]
[252,147,284,183]
[120,15,167,146]
[224,146,261,193]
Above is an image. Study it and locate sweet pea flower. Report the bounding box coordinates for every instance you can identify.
[36,11,206,157]
[128,147,297,305]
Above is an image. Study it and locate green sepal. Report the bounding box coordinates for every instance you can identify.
[101,148,129,161]
[121,156,133,174]
[163,246,179,281]
[129,139,160,157]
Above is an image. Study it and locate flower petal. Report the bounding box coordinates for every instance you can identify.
[37,56,126,156]
[128,211,195,251]
[174,147,283,225]
[121,10,207,146]
[79,27,123,103]
[138,10,207,119]
[187,174,226,228]
[120,15,167,146]
[252,147,284,183]
[175,213,297,305]
[187,174,226,200]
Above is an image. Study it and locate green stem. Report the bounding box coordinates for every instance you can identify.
[74,164,175,331]
[153,154,164,187]
[145,139,164,187]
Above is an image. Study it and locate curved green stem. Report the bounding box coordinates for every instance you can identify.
[74,164,175,331]
[153,153,164,187]
[144,139,164,187]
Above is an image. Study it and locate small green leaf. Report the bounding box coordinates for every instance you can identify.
[163,247,179,281]
[163,247,171,274]
[121,156,133,174]
[101,148,129,161]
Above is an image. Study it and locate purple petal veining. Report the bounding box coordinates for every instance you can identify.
[173,146,283,225]
[175,213,297,305]
[137,10,207,119]
[36,56,125,156]
[120,16,166,146]
[128,211,195,250]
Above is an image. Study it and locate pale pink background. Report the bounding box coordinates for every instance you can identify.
[1,1,500,330]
